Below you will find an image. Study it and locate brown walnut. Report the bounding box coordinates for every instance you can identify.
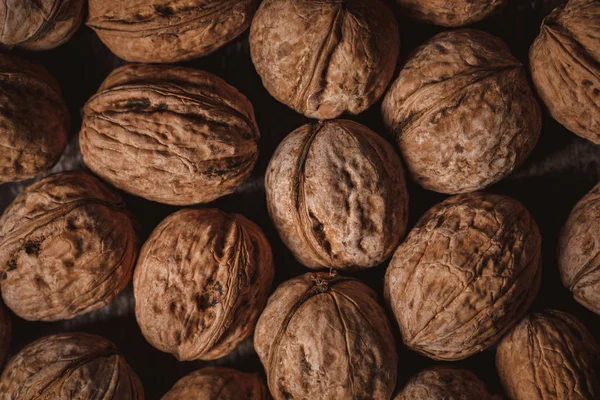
[382,29,541,194]
[395,0,507,27]
[266,120,408,271]
[0,171,138,322]
[80,64,259,206]
[255,272,398,400]
[0,302,10,366]
[384,192,542,361]
[250,0,400,120]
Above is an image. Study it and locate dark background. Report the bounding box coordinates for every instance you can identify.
[1,0,598,398]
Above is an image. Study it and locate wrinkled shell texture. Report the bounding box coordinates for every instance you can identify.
[497,310,600,400]
[382,29,541,194]
[0,171,138,322]
[0,333,144,399]
[250,0,400,120]
[255,272,398,400]
[530,0,600,143]
[266,120,408,271]
[384,192,542,361]
[0,54,68,184]
[0,303,9,366]
[80,64,259,206]
[134,208,274,361]
[396,0,507,27]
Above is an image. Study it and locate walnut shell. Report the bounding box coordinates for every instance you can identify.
[497,310,600,400]
[0,302,10,366]
[0,54,69,184]
[382,29,541,194]
[530,0,600,143]
[250,0,400,120]
[0,332,144,399]
[80,64,259,206]
[266,120,408,271]
[384,192,542,361]
[395,0,507,27]
[134,208,274,361]
[255,272,398,400]
[0,171,138,322]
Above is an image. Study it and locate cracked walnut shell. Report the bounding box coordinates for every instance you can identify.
[395,0,507,27]
[0,302,9,367]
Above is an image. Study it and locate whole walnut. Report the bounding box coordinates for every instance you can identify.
[530,0,600,143]
[0,171,138,321]
[266,120,408,271]
[382,29,541,194]
[384,192,542,361]
[0,54,68,184]
[87,0,258,63]
[395,0,507,27]
[0,332,144,399]
[497,310,600,400]
[80,64,259,206]
[0,302,9,366]
[255,272,398,400]
[134,208,274,361]
[250,0,400,120]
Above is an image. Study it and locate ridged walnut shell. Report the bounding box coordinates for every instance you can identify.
[395,0,507,27]
[530,0,600,143]
[250,0,399,120]
[80,64,259,206]
[255,272,398,400]
[382,29,541,194]
[0,302,9,366]
[0,332,144,399]
[0,171,138,322]
[266,120,408,271]
[497,310,600,400]
[384,192,542,361]
[134,208,274,361]
[87,0,258,63]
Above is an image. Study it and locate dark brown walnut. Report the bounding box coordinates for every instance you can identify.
[396,0,507,27]
[0,171,138,322]
[384,192,542,361]
[497,310,600,400]
[266,120,408,271]
[0,302,10,366]
[0,332,144,399]
[530,0,600,143]
[80,64,259,206]
[250,0,400,120]
[255,272,398,400]
[382,29,541,194]
[134,208,274,361]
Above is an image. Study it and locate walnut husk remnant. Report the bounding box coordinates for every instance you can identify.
[382,29,541,194]
[250,0,400,120]
[0,302,10,367]
[384,192,542,361]
[80,64,259,206]
[395,0,507,27]
[0,171,138,322]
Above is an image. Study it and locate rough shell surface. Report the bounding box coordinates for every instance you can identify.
[0,303,9,367]
[382,29,541,194]
[80,64,260,206]
[255,272,398,400]
[134,208,274,361]
[384,192,542,361]
[395,0,507,27]
[250,0,400,120]
[0,171,138,322]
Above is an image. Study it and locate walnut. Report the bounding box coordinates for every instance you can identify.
[530,0,600,143]
[0,302,9,366]
[266,120,408,271]
[395,0,507,27]
[384,192,542,361]
[80,64,259,206]
[0,171,138,322]
[0,332,144,399]
[250,0,400,120]
[255,272,398,400]
[87,0,258,63]
[134,208,274,361]
[382,29,541,194]
[0,54,69,184]
[497,310,600,400]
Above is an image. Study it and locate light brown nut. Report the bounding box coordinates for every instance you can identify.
[384,192,542,361]
[395,0,507,27]
[80,64,259,206]
[0,171,138,322]
[255,272,398,400]
[266,120,408,271]
[250,0,399,120]
[382,29,541,194]
[0,302,9,366]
